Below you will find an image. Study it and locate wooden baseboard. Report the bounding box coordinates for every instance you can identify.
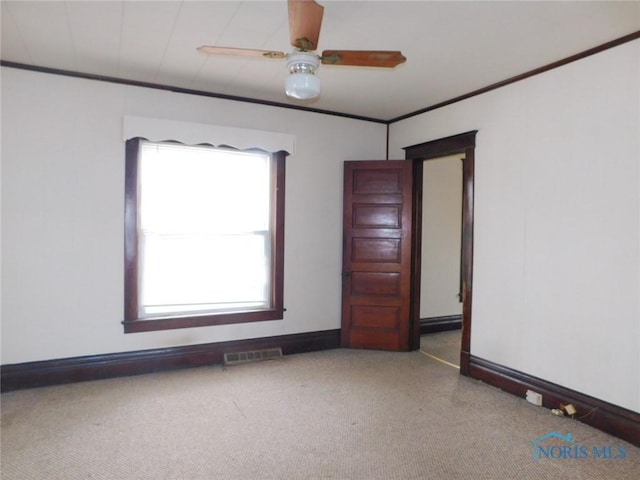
[420,315,462,334]
[1,329,341,392]
[469,355,640,447]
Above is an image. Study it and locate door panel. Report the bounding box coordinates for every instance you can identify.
[351,272,401,296]
[353,205,402,228]
[351,306,400,329]
[352,238,401,263]
[341,160,413,351]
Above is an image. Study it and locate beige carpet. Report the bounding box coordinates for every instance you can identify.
[2,339,638,479]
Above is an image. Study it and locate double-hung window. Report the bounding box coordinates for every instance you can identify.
[124,138,286,333]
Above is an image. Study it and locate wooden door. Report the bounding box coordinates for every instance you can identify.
[341,160,413,351]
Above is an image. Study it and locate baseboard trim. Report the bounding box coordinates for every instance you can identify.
[420,315,462,334]
[469,355,640,447]
[1,329,341,392]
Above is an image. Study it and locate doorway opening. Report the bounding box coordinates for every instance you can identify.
[418,154,464,369]
[404,131,477,375]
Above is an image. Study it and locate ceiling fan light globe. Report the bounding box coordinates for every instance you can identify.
[285,73,321,100]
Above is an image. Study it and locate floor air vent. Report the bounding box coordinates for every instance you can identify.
[224,348,283,366]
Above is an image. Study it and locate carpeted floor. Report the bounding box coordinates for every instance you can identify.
[1,336,638,479]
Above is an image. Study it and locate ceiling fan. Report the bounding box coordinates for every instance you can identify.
[197,0,406,100]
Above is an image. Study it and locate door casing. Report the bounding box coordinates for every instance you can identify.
[404,131,477,376]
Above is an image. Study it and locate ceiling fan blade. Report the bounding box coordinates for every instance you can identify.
[288,0,324,51]
[197,46,286,59]
[321,50,407,68]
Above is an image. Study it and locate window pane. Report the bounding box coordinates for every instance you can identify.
[140,142,270,234]
[138,141,272,318]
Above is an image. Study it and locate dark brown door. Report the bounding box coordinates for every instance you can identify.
[341,160,413,351]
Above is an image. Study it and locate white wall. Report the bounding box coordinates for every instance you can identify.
[390,40,640,413]
[0,67,386,364]
[420,155,463,318]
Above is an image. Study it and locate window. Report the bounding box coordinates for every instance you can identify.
[124,138,286,333]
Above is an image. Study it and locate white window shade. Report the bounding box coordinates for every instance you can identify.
[139,143,270,234]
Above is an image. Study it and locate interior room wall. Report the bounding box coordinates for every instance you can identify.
[389,40,640,413]
[420,155,463,319]
[0,67,387,364]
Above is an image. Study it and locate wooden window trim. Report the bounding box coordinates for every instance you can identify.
[123,138,286,333]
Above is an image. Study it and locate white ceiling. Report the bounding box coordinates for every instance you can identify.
[2,1,639,121]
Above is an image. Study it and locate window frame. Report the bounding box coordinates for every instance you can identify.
[123,138,286,333]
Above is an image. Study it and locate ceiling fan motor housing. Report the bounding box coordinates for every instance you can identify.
[285,51,321,100]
